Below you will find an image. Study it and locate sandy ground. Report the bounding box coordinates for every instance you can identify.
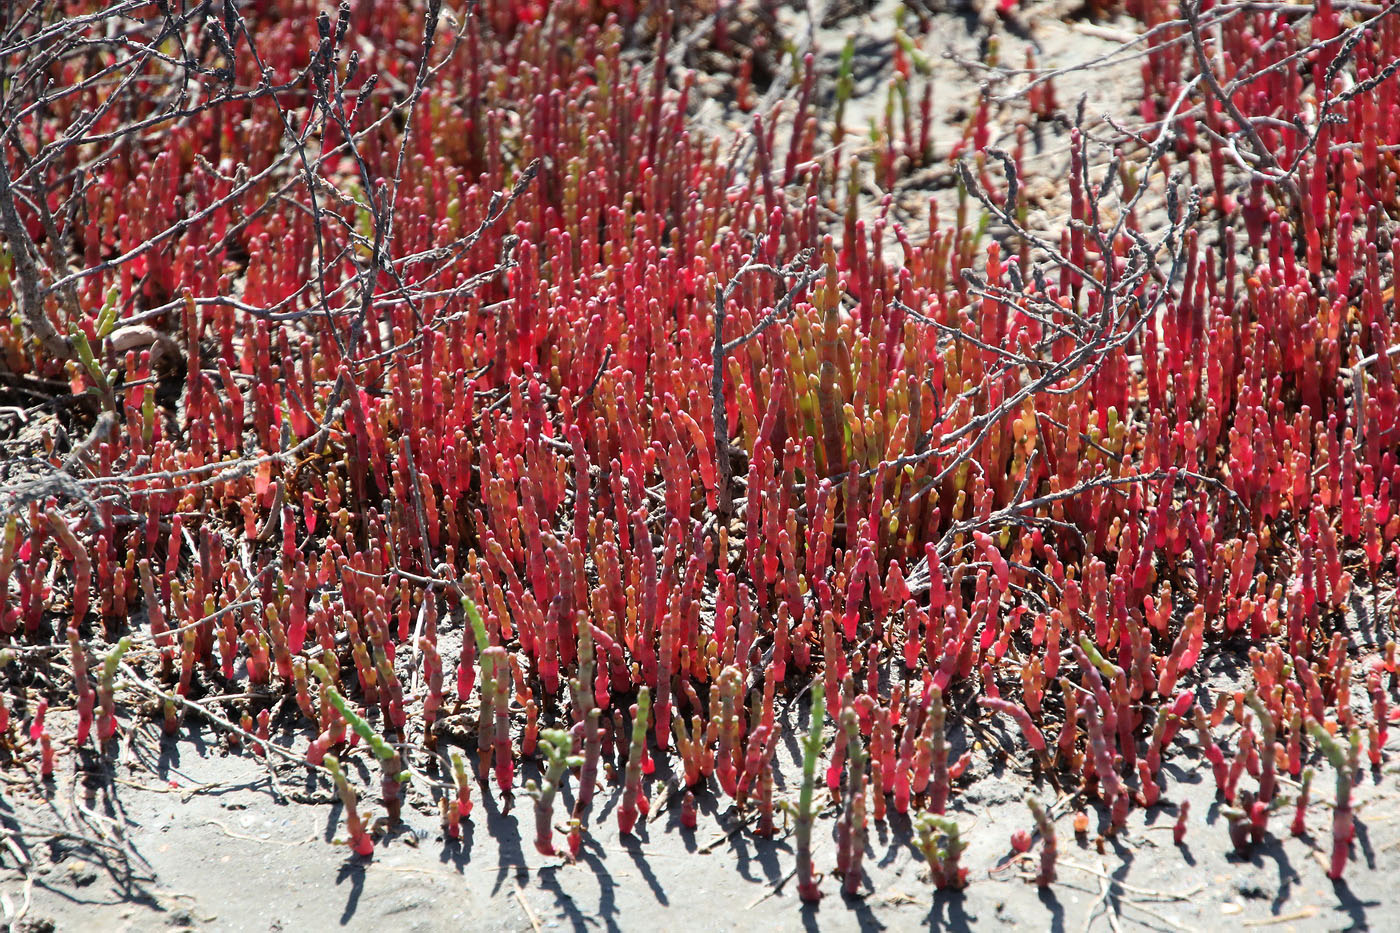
[5,695,1400,933]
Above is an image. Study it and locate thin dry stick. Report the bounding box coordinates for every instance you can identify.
[1241,908,1320,927]
[117,661,318,772]
[513,882,544,933]
[1181,0,1302,208]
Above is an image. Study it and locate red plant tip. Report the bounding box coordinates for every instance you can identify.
[1010,829,1033,853]
[1292,769,1313,837]
[1173,801,1190,846]
[28,698,48,744]
[40,734,55,779]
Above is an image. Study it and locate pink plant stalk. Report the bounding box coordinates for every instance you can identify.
[793,684,826,903]
[617,688,652,836]
[324,755,374,857]
[836,707,869,896]
[913,812,967,890]
[1291,768,1313,837]
[1173,801,1190,845]
[1026,797,1056,885]
[978,696,1047,763]
[1308,721,1358,880]
[526,729,582,856]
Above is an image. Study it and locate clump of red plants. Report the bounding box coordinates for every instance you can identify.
[0,0,1398,909]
